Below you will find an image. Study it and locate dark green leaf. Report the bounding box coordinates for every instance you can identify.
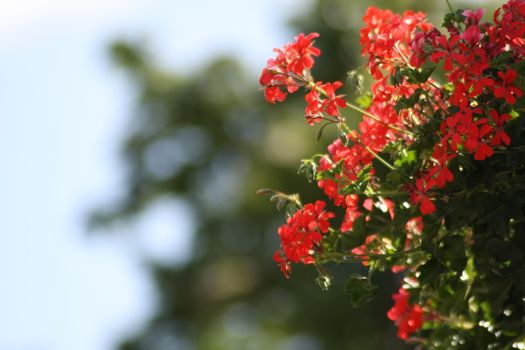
[344,274,378,308]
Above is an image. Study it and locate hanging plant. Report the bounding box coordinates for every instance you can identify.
[258,1,525,348]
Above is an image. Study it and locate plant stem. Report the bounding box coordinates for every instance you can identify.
[341,124,398,172]
[393,44,413,69]
[345,101,415,137]
[318,248,421,264]
[307,82,415,137]
[358,138,397,171]
[445,0,454,13]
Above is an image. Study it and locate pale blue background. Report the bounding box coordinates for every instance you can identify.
[0,1,307,349]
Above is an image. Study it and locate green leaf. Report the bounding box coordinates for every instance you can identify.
[372,152,393,182]
[512,60,525,76]
[394,88,422,112]
[316,122,333,142]
[438,235,467,269]
[418,258,443,287]
[355,93,372,109]
[394,149,417,167]
[366,208,391,234]
[418,67,435,83]
[344,274,378,308]
[390,69,403,86]
[442,9,465,27]
[342,215,367,249]
[297,159,318,183]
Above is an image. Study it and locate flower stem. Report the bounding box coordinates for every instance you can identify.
[342,124,398,172]
[318,248,421,264]
[445,0,454,13]
[307,81,415,137]
[345,101,415,137]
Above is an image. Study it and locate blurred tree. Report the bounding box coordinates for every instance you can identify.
[90,1,493,349]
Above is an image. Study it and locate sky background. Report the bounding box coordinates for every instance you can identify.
[0,1,306,349]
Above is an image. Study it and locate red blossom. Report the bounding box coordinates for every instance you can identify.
[304,81,347,122]
[410,178,437,215]
[489,109,511,146]
[319,81,346,116]
[494,69,523,104]
[259,32,321,104]
[304,86,323,124]
[273,251,292,278]
[361,7,432,79]
[387,288,424,340]
[351,235,377,266]
[317,179,345,206]
[420,196,436,215]
[286,32,321,75]
[461,25,482,46]
[474,142,494,160]
[463,9,484,25]
[429,34,461,71]
[341,195,362,232]
[264,85,287,104]
[274,201,335,277]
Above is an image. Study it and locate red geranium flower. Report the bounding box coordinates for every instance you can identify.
[387,288,424,340]
[274,201,335,277]
[494,69,523,104]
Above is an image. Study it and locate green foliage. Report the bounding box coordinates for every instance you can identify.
[259,1,525,348]
[345,274,378,308]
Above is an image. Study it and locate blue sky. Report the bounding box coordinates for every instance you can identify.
[0,0,306,349]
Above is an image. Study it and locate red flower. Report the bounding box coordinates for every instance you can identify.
[410,178,437,215]
[494,69,523,104]
[341,195,363,232]
[317,179,345,206]
[351,235,377,266]
[449,82,476,109]
[474,142,494,160]
[259,32,321,104]
[463,8,484,25]
[430,34,461,71]
[361,7,431,78]
[461,25,482,46]
[305,84,323,124]
[319,81,346,116]
[304,81,346,120]
[274,201,335,276]
[420,196,436,215]
[387,288,424,340]
[264,86,287,104]
[273,251,292,278]
[286,33,321,75]
[489,109,511,146]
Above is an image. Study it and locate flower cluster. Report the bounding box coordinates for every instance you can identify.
[405,2,525,214]
[360,7,433,80]
[259,32,320,104]
[304,81,346,124]
[260,1,525,347]
[273,200,334,278]
[387,288,424,340]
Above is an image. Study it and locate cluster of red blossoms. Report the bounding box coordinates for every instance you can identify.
[387,288,424,340]
[406,1,524,211]
[260,33,347,124]
[260,0,525,342]
[260,32,320,104]
[273,200,334,278]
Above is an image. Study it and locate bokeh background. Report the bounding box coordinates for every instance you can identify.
[0,0,497,349]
